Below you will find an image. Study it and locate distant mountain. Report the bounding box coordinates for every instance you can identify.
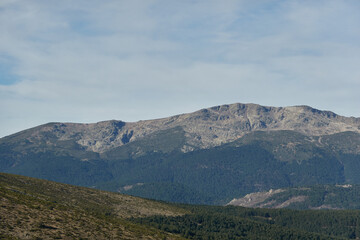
[1,103,360,205]
[5,103,359,153]
[3,172,360,239]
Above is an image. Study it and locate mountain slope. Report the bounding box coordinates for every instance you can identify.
[0,172,186,239]
[0,103,360,205]
[117,130,357,204]
[4,172,360,239]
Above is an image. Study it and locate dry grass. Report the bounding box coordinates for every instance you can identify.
[0,173,187,239]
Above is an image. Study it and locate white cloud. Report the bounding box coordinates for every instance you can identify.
[0,0,359,137]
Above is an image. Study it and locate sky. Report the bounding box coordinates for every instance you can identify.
[0,0,360,137]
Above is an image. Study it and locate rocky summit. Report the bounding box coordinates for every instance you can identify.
[10,103,360,153]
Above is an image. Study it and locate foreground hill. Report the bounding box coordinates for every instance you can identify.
[3,172,360,239]
[0,172,186,239]
[1,103,360,204]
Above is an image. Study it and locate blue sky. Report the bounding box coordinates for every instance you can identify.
[0,0,360,137]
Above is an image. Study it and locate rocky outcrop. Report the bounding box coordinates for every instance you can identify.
[227,189,286,208]
[227,189,309,209]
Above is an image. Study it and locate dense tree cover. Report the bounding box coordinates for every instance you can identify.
[107,142,346,204]
[1,129,360,205]
[133,205,360,239]
[134,214,332,239]
[122,182,212,204]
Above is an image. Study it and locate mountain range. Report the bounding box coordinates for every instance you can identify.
[1,103,360,205]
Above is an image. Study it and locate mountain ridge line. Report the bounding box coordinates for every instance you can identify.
[2,102,360,153]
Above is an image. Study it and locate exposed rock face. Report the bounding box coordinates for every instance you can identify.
[13,103,360,153]
[227,189,286,208]
[227,189,310,209]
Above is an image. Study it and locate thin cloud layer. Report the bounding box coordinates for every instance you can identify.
[0,0,359,137]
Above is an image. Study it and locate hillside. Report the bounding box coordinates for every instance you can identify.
[0,172,186,239]
[3,172,360,239]
[1,103,360,205]
[228,184,360,209]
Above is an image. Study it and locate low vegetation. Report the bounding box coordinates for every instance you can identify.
[0,172,186,239]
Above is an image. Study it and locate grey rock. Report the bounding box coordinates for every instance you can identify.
[15,103,360,153]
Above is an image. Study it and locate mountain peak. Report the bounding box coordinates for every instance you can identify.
[2,103,359,153]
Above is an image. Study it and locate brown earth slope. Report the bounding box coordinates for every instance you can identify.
[0,172,187,240]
